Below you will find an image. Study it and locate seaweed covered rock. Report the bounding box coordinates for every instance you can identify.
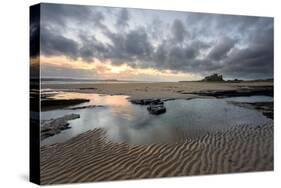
[41,114,80,140]
[41,98,90,111]
[147,100,166,115]
[147,104,166,115]
[130,98,162,105]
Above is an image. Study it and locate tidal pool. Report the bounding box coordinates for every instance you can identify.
[40,92,272,146]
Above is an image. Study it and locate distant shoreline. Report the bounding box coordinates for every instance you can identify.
[36,77,274,84]
[41,80,273,100]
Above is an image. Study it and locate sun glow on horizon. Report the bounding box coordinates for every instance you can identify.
[40,55,202,81]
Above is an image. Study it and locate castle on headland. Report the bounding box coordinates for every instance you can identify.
[202,73,224,82]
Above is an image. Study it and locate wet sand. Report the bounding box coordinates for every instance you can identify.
[42,81,273,100]
[40,81,273,184]
[40,123,273,184]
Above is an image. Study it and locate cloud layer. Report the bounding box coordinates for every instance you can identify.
[37,3,273,80]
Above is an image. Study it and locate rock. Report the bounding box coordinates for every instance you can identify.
[41,99,90,111]
[41,114,80,140]
[150,100,164,105]
[229,101,273,119]
[147,104,166,115]
[147,100,166,115]
[130,98,162,105]
[130,98,166,115]
[68,105,104,110]
[191,86,273,98]
[263,111,273,119]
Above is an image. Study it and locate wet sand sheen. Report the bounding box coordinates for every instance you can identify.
[40,123,273,184]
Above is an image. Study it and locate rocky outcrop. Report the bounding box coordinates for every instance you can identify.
[41,99,90,111]
[130,99,163,105]
[191,86,273,98]
[41,114,80,140]
[230,101,273,119]
[68,105,104,110]
[130,98,166,115]
[147,103,166,115]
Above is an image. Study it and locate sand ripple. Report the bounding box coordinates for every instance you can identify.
[40,123,273,185]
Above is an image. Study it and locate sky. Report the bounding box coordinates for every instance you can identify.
[31,3,274,81]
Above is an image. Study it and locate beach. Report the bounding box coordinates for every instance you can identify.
[41,124,273,184]
[42,81,273,100]
[29,4,274,185]
[40,81,274,184]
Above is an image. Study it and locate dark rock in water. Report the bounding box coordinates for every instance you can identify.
[130,98,166,115]
[68,105,104,110]
[41,114,80,140]
[130,98,162,105]
[251,102,273,119]
[163,98,176,102]
[263,111,273,119]
[229,101,273,119]
[41,99,90,111]
[147,100,166,115]
[147,104,166,115]
[150,100,164,105]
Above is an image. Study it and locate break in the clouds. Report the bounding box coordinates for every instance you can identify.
[37,3,273,80]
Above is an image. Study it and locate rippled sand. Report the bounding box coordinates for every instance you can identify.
[40,123,273,185]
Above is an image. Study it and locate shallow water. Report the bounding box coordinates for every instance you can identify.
[40,92,272,146]
[224,96,273,102]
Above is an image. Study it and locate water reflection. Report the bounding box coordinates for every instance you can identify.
[41,92,273,146]
[51,92,130,106]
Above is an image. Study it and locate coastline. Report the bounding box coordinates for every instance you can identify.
[40,81,274,184]
[41,81,273,100]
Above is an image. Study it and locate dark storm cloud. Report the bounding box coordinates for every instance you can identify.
[40,4,274,79]
[171,19,189,43]
[208,36,237,61]
[79,34,111,62]
[41,3,107,34]
[147,18,165,42]
[41,27,79,59]
[116,8,130,27]
[222,25,273,79]
[153,40,207,71]
[41,3,94,27]
[104,28,154,67]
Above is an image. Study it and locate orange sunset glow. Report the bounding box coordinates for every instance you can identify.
[40,55,202,81]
